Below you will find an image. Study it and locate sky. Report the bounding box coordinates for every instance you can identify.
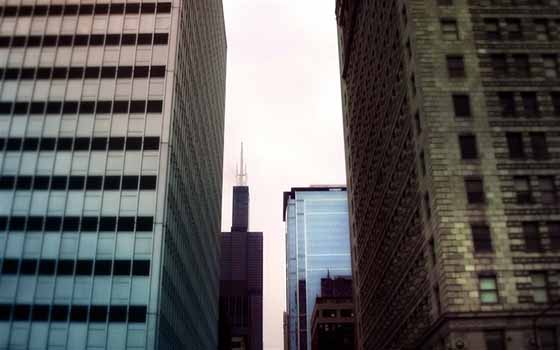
[221,1,346,349]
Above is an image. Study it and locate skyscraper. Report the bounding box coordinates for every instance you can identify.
[219,156,263,350]
[284,186,351,350]
[336,0,560,349]
[0,1,226,349]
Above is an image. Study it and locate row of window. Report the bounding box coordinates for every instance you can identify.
[505,132,550,160]
[0,137,160,152]
[0,65,166,80]
[458,132,551,161]
[496,91,560,118]
[489,53,560,79]
[470,221,560,253]
[482,18,560,41]
[439,0,555,6]
[0,175,157,191]
[512,176,558,205]
[449,92,560,119]
[0,2,172,17]
[0,100,163,115]
[478,272,557,305]
[0,33,169,48]
[0,304,147,323]
[484,329,557,350]
[445,54,560,80]
[0,216,154,232]
[1,259,150,276]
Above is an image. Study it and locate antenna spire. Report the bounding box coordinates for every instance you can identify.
[236,142,248,186]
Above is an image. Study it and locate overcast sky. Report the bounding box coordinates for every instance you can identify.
[221,1,346,349]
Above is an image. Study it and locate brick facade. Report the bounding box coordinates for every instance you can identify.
[336,0,560,348]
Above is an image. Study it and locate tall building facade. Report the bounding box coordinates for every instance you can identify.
[0,1,226,349]
[283,186,351,350]
[219,185,263,350]
[336,0,560,349]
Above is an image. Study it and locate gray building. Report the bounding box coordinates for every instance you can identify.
[0,1,226,349]
[336,0,560,349]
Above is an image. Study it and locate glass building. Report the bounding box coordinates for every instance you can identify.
[283,187,351,350]
[0,1,226,349]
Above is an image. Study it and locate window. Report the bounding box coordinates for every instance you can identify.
[506,19,522,40]
[539,176,557,204]
[543,55,558,79]
[420,151,427,176]
[514,176,533,204]
[441,19,459,40]
[452,94,471,117]
[523,221,542,252]
[491,54,508,77]
[471,224,493,252]
[484,331,506,350]
[424,193,432,220]
[506,132,525,158]
[459,134,479,160]
[512,54,530,77]
[429,238,437,266]
[447,55,465,78]
[544,222,560,253]
[433,284,441,315]
[465,177,485,204]
[530,272,549,303]
[535,19,551,41]
[415,112,422,134]
[551,92,560,116]
[538,329,558,350]
[484,19,501,40]
[521,92,539,117]
[530,132,548,160]
[479,275,499,303]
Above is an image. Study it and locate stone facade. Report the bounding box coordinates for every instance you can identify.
[336,0,560,349]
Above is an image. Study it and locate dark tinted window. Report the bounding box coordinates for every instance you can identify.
[465,177,485,204]
[32,305,50,321]
[57,260,75,275]
[33,176,50,189]
[94,260,112,276]
[89,306,108,322]
[506,132,525,158]
[113,261,131,276]
[38,260,56,275]
[52,305,69,321]
[452,94,471,117]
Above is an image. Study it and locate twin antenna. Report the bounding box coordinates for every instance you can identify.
[236,142,248,186]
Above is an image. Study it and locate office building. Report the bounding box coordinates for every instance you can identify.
[284,186,351,350]
[336,0,560,349]
[219,156,263,350]
[310,276,354,350]
[0,1,226,349]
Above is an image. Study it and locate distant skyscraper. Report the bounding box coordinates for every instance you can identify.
[0,1,226,349]
[219,152,263,350]
[336,0,560,349]
[284,186,351,350]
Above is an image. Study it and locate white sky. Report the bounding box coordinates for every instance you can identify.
[221,1,346,349]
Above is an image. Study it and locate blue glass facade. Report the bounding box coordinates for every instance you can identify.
[0,1,226,349]
[284,187,351,350]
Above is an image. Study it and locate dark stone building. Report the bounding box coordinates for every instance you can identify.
[311,276,354,350]
[219,184,263,350]
[336,0,560,349]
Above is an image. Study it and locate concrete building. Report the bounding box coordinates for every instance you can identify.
[0,1,226,349]
[310,276,354,350]
[219,160,263,350]
[336,0,560,349]
[284,186,351,350]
